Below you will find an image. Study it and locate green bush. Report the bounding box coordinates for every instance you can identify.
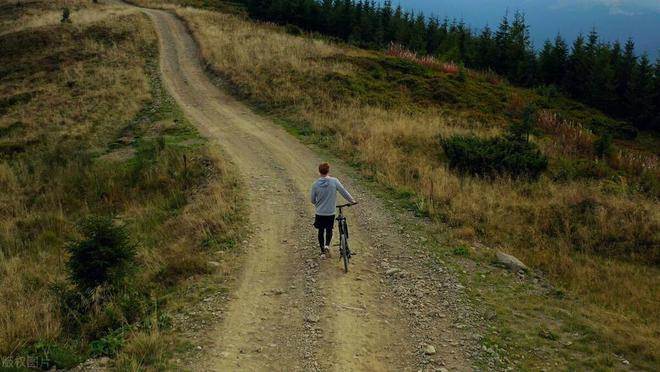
[67,216,136,293]
[507,104,540,142]
[61,7,71,23]
[590,118,638,140]
[535,84,561,98]
[594,132,614,159]
[452,246,469,256]
[23,341,81,370]
[552,158,613,181]
[456,67,467,82]
[90,327,126,357]
[442,135,548,179]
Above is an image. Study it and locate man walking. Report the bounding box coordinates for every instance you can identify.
[310,163,356,258]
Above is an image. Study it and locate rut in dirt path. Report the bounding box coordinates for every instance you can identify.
[132,4,477,371]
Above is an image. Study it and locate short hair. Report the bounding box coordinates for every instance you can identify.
[318,162,330,175]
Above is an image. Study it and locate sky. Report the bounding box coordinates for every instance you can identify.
[394,0,660,58]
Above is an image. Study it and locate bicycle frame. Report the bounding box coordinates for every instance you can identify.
[336,206,349,240]
[336,202,356,272]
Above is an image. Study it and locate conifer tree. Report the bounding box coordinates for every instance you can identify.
[494,12,511,74]
[629,54,656,129]
[475,25,496,70]
[566,34,589,99]
[538,34,568,86]
[652,58,660,131]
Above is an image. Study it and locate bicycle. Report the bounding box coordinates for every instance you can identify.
[336,202,357,273]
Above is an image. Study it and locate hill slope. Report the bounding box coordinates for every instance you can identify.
[2,0,658,370]
[0,1,243,368]
[166,6,658,370]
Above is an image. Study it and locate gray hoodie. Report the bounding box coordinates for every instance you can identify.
[310,176,355,216]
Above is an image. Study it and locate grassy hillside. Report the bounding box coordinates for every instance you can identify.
[165,7,658,369]
[0,2,243,369]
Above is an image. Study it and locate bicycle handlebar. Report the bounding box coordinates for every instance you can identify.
[336,202,358,208]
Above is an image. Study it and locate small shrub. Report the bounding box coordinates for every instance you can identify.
[552,158,613,181]
[535,84,561,98]
[61,7,71,23]
[23,340,81,370]
[639,170,660,197]
[538,327,558,341]
[113,287,149,325]
[67,216,136,293]
[90,327,126,357]
[507,104,539,142]
[456,67,467,82]
[0,92,34,115]
[442,136,548,179]
[452,246,469,256]
[590,118,637,140]
[593,133,614,159]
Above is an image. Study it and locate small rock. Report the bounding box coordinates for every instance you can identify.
[423,344,437,355]
[386,268,400,275]
[496,251,528,272]
[304,314,320,323]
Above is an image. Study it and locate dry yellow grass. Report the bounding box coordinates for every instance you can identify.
[0,1,139,36]
[114,329,172,370]
[175,7,659,367]
[0,10,153,354]
[0,3,243,362]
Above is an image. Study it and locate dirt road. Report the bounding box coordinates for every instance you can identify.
[134,5,477,371]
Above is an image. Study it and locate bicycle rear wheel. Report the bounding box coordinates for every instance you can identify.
[340,234,349,273]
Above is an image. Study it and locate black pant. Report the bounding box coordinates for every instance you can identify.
[318,228,333,253]
[314,214,335,253]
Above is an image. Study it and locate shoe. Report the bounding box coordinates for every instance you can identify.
[324,246,331,258]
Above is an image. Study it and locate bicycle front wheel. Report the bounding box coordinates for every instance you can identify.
[341,234,349,273]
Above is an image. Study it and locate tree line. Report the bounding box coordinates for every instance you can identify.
[239,0,659,132]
